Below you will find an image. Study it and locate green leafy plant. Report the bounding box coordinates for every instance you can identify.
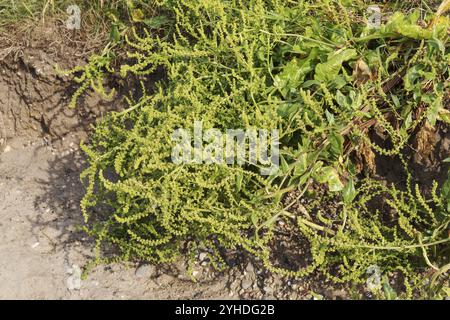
[76,0,449,298]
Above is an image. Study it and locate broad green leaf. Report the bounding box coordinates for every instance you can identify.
[280,155,289,173]
[293,153,308,177]
[391,94,400,108]
[329,131,344,158]
[110,24,121,42]
[315,49,357,82]
[315,167,344,192]
[335,90,348,108]
[426,94,443,125]
[325,110,335,125]
[404,65,423,92]
[275,48,319,97]
[384,12,434,40]
[277,103,299,118]
[343,178,356,204]
[301,80,321,88]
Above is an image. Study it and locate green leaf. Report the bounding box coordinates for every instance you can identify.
[325,110,335,125]
[329,131,344,158]
[315,167,344,192]
[131,9,144,22]
[277,103,299,118]
[314,49,357,82]
[110,24,121,42]
[143,15,170,29]
[280,155,289,173]
[427,94,443,126]
[236,172,243,192]
[335,90,348,108]
[343,178,356,204]
[126,0,135,9]
[391,94,400,108]
[441,173,450,212]
[301,80,321,88]
[275,48,319,97]
[293,153,308,177]
[384,12,434,40]
[404,65,423,92]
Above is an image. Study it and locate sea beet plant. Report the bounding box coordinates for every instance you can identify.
[74,0,450,298]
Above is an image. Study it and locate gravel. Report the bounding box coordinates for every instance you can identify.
[241,279,253,290]
[135,264,155,278]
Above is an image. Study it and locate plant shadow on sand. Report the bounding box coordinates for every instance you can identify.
[30,145,93,263]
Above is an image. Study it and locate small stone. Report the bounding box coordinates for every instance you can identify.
[135,264,154,278]
[241,279,253,290]
[263,286,273,294]
[230,279,240,291]
[31,242,40,249]
[3,145,12,153]
[245,263,254,274]
[199,252,208,261]
[66,265,82,290]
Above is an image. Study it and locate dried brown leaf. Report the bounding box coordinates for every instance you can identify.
[353,59,372,85]
[355,142,376,174]
[416,121,437,162]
